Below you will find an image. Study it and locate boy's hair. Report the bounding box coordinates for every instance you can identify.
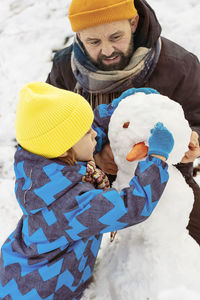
[58,148,76,165]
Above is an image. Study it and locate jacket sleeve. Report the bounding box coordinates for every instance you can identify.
[92,91,132,152]
[63,156,168,240]
[148,38,200,143]
[46,45,77,92]
[173,52,200,143]
[93,88,160,152]
[93,103,115,152]
[46,53,66,89]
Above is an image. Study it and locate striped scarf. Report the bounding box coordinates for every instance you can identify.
[82,160,110,189]
[71,36,161,108]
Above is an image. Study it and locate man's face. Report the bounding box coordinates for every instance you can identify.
[78,18,139,71]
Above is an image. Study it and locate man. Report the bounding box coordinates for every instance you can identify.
[46,0,200,244]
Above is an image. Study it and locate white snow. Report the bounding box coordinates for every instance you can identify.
[0,0,200,299]
[0,0,72,245]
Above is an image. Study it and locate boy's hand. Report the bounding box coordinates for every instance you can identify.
[148,122,174,160]
[94,143,118,175]
[181,131,200,163]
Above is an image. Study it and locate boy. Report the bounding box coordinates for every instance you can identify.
[0,82,174,299]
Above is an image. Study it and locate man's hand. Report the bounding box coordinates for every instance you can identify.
[94,143,118,175]
[181,131,200,163]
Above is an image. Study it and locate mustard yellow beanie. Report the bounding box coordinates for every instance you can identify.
[15,82,94,158]
[69,0,138,32]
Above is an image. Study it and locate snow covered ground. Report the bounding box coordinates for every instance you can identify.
[0,0,199,298]
[0,0,72,244]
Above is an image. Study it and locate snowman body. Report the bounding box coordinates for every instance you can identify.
[83,93,200,300]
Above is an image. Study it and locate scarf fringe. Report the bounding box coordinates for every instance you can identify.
[75,84,121,109]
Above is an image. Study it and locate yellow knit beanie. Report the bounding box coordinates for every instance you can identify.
[69,0,138,32]
[15,82,94,158]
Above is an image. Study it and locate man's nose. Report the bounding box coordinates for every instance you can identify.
[101,42,115,57]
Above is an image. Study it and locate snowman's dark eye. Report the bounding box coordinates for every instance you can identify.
[123,122,130,128]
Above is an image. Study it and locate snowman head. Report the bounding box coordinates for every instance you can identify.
[108,89,191,168]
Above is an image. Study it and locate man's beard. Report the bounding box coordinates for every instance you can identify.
[86,36,134,71]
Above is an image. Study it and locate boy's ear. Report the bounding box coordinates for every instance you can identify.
[59,151,68,158]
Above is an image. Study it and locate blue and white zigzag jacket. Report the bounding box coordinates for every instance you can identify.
[0,144,169,300]
[0,88,169,300]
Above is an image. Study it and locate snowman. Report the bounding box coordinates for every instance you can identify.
[83,88,200,300]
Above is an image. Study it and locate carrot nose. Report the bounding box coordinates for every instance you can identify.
[126,142,149,162]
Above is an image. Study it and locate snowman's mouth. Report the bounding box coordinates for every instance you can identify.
[126,142,149,162]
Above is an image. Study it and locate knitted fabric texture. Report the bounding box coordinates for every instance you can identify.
[15,82,94,158]
[68,0,138,32]
[148,122,175,160]
[82,160,110,189]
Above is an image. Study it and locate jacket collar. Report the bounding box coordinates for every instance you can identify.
[134,0,162,49]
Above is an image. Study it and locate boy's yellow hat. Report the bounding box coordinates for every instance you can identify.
[15,82,94,158]
[68,0,138,32]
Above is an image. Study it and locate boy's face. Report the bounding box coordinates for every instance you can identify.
[72,128,97,161]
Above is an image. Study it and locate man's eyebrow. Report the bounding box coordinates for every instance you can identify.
[86,37,100,42]
[86,31,123,42]
[110,31,123,37]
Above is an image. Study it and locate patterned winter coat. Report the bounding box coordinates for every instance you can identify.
[0,144,169,300]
